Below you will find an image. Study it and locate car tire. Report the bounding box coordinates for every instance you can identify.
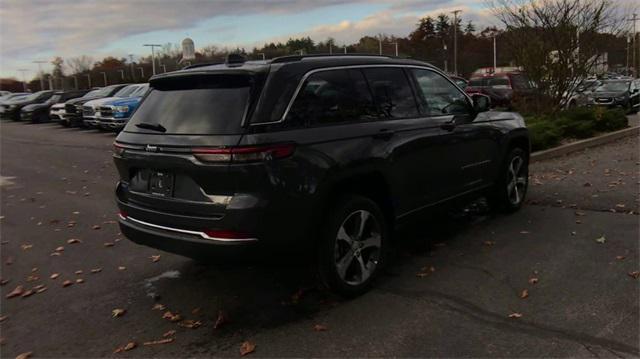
[317,195,388,297]
[488,147,529,213]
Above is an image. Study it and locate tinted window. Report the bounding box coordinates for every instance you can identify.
[286,69,378,126]
[468,78,484,87]
[487,77,511,89]
[126,75,251,135]
[411,69,471,116]
[510,74,530,90]
[362,68,419,119]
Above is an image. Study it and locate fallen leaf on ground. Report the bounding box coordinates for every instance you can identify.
[615,256,625,261]
[0,315,7,322]
[191,307,202,315]
[520,289,529,299]
[508,312,523,318]
[483,240,496,246]
[162,311,181,322]
[214,310,228,329]
[67,238,82,244]
[90,268,102,273]
[50,252,61,257]
[528,277,539,284]
[114,342,136,353]
[178,320,202,329]
[75,270,83,275]
[62,280,73,287]
[92,225,101,230]
[615,204,626,208]
[152,303,166,311]
[118,266,126,271]
[150,255,161,263]
[104,242,114,247]
[628,271,640,279]
[15,352,33,359]
[26,275,39,282]
[162,330,176,338]
[50,273,60,279]
[0,279,8,286]
[240,341,256,356]
[594,236,606,244]
[55,246,64,252]
[21,244,33,250]
[112,309,126,318]
[143,338,174,346]
[520,231,530,234]
[76,278,84,284]
[313,324,328,331]
[6,285,24,299]
[21,290,34,298]
[36,286,47,293]
[574,211,586,216]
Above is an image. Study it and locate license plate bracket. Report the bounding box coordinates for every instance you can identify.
[149,171,174,197]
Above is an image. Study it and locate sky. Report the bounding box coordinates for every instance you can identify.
[0,0,635,80]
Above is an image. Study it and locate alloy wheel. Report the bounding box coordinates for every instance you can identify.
[506,155,527,205]
[334,210,382,286]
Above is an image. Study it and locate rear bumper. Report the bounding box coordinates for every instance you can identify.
[97,116,128,130]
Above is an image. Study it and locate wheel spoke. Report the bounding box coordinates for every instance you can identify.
[360,233,381,251]
[336,248,355,279]
[354,254,370,282]
[337,226,353,246]
[355,211,370,240]
[513,185,520,203]
[516,176,527,186]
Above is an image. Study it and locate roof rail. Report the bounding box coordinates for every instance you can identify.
[183,61,224,70]
[271,53,396,64]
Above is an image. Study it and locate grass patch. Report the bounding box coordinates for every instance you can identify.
[525,108,628,152]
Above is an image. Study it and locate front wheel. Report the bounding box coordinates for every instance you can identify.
[317,195,388,297]
[488,147,529,213]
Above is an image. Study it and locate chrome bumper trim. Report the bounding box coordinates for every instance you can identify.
[119,214,258,242]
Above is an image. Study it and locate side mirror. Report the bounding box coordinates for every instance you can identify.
[471,94,490,113]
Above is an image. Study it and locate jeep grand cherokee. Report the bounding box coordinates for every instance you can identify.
[114,54,530,295]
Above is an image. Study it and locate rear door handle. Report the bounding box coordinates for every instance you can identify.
[372,129,395,140]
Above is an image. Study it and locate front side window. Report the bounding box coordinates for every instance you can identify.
[410,69,471,116]
[286,69,378,126]
[362,67,419,119]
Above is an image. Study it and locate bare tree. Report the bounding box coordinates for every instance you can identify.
[490,0,630,112]
[66,55,94,74]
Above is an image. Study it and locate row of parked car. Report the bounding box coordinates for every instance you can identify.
[451,70,640,113]
[0,83,149,132]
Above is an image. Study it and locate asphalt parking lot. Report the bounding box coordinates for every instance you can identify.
[1,120,638,357]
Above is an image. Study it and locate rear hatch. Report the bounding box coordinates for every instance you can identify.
[114,72,263,216]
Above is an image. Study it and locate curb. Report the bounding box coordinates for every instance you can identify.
[531,125,639,163]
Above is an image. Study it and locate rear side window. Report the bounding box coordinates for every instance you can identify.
[285,69,378,126]
[411,69,471,116]
[362,68,419,119]
[125,74,251,135]
[510,74,531,90]
[487,77,511,89]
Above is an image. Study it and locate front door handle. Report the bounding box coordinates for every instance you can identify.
[372,129,395,140]
[441,121,456,131]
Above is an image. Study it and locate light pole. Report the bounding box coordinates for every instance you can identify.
[138,67,144,78]
[378,36,382,55]
[493,34,497,71]
[392,42,398,56]
[118,69,125,80]
[143,44,162,75]
[160,64,167,73]
[33,60,47,90]
[629,14,638,77]
[17,69,29,91]
[128,54,135,80]
[329,43,333,55]
[344,45,347,54]
[258,52,265,61]
[86,74,92,88]
[101,72,107,86]
[451,10,461,75]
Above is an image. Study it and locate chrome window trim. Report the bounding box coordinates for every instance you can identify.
[250,64,472,126]
[120,214,258,242]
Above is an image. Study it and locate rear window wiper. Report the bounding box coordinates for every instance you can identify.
[135,122,166,132]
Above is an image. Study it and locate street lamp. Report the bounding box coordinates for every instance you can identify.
[86,74,92,88]
[451,9,462,75]
[378,36,382,55]
[344,45,347,54]
[392,42,399,56]
[258,52,266,61]
[33,60,47,90]
[160,64,167,73]
[143,44,162,75]
[17,69,29,92]
[100,72,107,86]
[138,67,145,78]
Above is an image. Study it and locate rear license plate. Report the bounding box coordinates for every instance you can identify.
[149,171,174,197]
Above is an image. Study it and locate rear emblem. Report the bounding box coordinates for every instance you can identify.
[145,145,159,152]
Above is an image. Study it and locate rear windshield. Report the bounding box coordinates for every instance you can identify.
[125,74,251,135]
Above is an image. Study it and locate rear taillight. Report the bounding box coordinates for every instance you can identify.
[113,142,125,155]
[192,143,295,163]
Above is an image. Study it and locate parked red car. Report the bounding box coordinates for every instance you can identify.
[465,71,535,109]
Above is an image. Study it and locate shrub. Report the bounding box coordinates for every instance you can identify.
[524,107,628,151]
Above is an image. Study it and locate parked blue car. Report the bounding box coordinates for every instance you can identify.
[96,84,148,132]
